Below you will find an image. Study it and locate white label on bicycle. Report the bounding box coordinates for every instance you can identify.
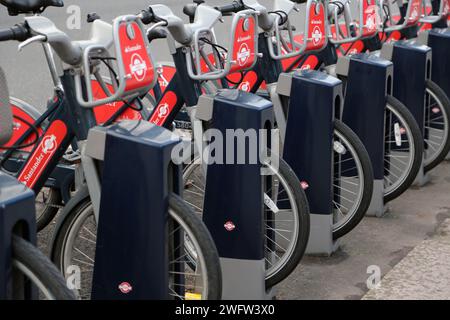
[264,193,279,214]
[334,141,347,155]
[394,122,402,146]
[312,26,323,46]
[129,53,147,82]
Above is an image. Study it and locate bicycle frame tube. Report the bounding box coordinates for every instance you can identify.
[1,97,61,170]
[146,48,202,128]
[226,33,339,92]
[252,34,284,87]
[219,34,284,93]
[14,71,96,194]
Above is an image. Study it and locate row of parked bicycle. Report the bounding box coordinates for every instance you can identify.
[0,0,449,300]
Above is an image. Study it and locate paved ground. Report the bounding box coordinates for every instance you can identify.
[276,161,450,300]
[363,218,450,300]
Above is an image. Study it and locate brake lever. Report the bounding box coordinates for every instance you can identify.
[18,35,46,51]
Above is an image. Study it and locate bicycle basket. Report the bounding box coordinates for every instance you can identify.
[186,9,259,81]
[420,0,450,24]
[267,0,327,61]
[304,0,328,52]
[266,0,301,60]
[381,0,423,32]
[75,15,157,108]
[0,67,13,145]
[327,0,365,44]
[360,0,381,38]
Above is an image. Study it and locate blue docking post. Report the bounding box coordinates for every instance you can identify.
[387,41,431,186]
[0,173,36,299]
[277,69,342,255]
[338,54,393,217]
[197,90,273,299]
[427,28,450,98]
[89,121,182,300]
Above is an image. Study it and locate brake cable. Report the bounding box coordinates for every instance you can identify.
[0,114,40,150]
[268,10,289,26]
[199,37,245,87]
[90,56,143,112]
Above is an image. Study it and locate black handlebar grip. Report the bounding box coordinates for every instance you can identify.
[215,1,244,15]
[87,13,101,23]
[0,24,29,42]
[0,29,14,42]
[140,8,155,25]
[183,4,197,23]
[147,27,168,42]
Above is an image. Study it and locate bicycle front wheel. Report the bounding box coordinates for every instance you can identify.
[35,187,61,231]
[384,95,423,203]
[423,80,450,173]
[51,194,222,300]
[183,154,310,289]
[333,120,374,239]
[11,235,75,300]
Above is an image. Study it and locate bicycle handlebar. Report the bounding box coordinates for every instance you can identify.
[147,26,168,41]
[215,1,246,14]
[0,23,30,42]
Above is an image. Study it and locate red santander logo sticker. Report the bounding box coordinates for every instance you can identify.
[239,81,251,92]
[118,21,155,92]
[119,282,133,294]
[224,221,236,232]
[237,43,251,67]
[149,91,178,126]
[18,120,67,188]
[129,53,147,82]
[306,3,325,51]
[311,26,323,46]
[300,181,310,190]
[230,16,256,73]
[42,135,57,154]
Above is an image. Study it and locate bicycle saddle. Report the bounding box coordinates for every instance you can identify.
[0,0,64,15]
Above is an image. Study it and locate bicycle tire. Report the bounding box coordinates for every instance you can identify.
[384,95,423,203]
[167,193,222,299]
[51,194,222,300]
[12,235,75,300]
[183,154,310,289]
[423,80,450,173]
[333,120,374,239]
[35,187,61,231]
[1,100,61,231]
[265,156,310,288]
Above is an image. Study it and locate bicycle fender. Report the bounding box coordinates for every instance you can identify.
[10,97,43,120]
